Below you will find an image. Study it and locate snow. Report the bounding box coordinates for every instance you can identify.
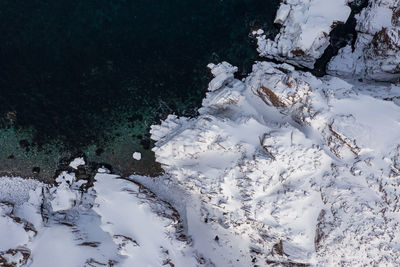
[274,4,290,25]
[94,173,197,266]
[149,60,400,265]
[30,226,94,267]
[328,0,400,81]
[255,0,351,68]
[0,163,199,266]
[0,177,41,205]
[207,62,238,92]
[49,172,80,212]
[0,204,30,251]
[68,157,85,169]
[132,152,141,160]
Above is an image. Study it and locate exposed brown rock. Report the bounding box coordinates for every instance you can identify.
[257,86,286,108]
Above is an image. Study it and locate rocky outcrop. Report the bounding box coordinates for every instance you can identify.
[254,0,352,69]
[150,61,400,265]
[328,0,400,81]
[0,162,197,267]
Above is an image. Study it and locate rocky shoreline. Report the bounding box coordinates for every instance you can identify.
[1,0,400,266]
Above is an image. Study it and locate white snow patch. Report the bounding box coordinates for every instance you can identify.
[68,157,85,169]
[0,177,41,205]
[132,152,141,160]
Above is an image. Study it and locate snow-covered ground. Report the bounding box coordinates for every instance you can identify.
[0,170,199,266]
[1,0,400,266]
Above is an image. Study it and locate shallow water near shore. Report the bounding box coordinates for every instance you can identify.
[0,0,280,181]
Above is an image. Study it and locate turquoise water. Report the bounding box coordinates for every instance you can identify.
[0,0,279,180]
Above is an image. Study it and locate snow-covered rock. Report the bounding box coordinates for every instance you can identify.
[49,172,80,212]
[328,0,400,81]
[0,178,40,266]
[94,173,197,266]
[68,157,85,169]
[254,0,352,68]
[150,60,400,265]
[0,177,41,205]
[0,159,199,266]
[207,62,238,92]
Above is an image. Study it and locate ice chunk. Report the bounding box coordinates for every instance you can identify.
[69,157,85,169]
[132,152,141,160]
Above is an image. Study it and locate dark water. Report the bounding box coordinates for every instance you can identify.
[0,0,279,179]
